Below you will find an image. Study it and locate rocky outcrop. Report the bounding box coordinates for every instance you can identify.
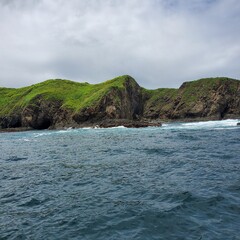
[0,76,147,130]
[143,77,240,121]
[72,76,144,124]
[0,76,240,131]
[96,119,161,128]
[0,115,21,129]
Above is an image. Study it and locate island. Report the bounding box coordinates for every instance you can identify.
[0,75,240,131]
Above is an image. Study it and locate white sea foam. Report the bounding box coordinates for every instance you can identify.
[23,138,31,142]
[106,126,126,129]
[83,126,126,130]
[30,119,239,135]
[33,133,49,137]
[57,130,71,134]
[162,119,239,130]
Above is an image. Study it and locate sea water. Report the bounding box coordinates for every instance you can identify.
[0,119,240,239]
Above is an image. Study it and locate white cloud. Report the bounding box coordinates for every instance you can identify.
[0,0,239,88]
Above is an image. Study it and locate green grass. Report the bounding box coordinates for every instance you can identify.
[143,88,178,106]
[0,75,239,117]
[179,77,240,105]
[0,75,134,116]
[142,77,240,116]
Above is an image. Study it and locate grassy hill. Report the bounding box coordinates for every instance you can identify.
[143,77,240,119]
[0,75,134,116]
[0,75,239,129]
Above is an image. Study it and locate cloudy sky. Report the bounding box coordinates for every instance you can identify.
[0,0,240,89]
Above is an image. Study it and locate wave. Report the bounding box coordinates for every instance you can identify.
[19,197,48,207]
[162,119,239,130]
[30,126,127,138]
[23,119,240,139]
[105,126,126,129]
[82,126,126,130]
[6,156,28,162]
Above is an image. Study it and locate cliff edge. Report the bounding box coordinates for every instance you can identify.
[143,77,240,121]
[0,76,239,130]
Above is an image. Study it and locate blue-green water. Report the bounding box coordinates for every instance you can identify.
[1,119,240,240]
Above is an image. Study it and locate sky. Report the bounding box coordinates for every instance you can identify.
[0,0,240,89]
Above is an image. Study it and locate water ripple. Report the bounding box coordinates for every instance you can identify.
[0,120,240,239]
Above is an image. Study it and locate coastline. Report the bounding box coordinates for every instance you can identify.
[1,76,240,132]
[1,117,239,133]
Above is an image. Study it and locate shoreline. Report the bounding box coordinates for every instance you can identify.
[1,117,239,133]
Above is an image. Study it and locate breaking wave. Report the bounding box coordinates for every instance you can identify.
[162,119,239,130]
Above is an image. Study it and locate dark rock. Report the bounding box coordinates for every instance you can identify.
[20,95,76,130]
[73,76,144,124]
[0,115,21,129]
[0,127,33,133]
[97,119,161,128]
[143,78,240,120]
[237,123,240,126]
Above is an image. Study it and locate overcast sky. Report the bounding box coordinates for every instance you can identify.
[0,0,240,89]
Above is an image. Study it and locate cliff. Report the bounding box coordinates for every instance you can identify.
[0,75,239,130]
[143,77,240,120]
[0,75,145,129]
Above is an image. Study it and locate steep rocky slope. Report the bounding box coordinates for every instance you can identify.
[0,75,144,129]
[143,77,240,120]
[0,76,240,130]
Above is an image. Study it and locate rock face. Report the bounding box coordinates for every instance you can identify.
[0,115,21,129]
[0,76,240,130]
[21,96,62,129]
[72,76,143,124]
[0,76,146,130]
[95,119,161,128]
[143,77,240,121]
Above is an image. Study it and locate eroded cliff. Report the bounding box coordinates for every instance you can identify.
[0,76,239,130]
[143,77,240,121]
[0,75,145,129]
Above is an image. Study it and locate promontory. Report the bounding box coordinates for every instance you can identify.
[0,75,240,131]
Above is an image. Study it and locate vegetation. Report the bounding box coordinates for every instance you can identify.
[179,77,240,105]
[0,75,239,118]
[145,77,239,106]
[143,88,178,104]
[0,75,135,116]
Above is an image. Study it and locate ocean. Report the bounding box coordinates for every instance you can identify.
[0,119,240,239]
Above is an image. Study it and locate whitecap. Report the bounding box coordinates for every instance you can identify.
[105,126,126,129]
[162,119,239,130]
[23,138,31,142]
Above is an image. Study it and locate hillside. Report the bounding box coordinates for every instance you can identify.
[0,75,143,129]
[143,77,240,120]
[0,75,240,130]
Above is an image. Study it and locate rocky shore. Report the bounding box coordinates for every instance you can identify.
[0,75,240,131]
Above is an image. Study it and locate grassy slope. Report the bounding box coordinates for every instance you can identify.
[0,76,239,117]
[179,77,239,102]
[0,75,131,116]
[142,88,178,112]
[144,77,240,110]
